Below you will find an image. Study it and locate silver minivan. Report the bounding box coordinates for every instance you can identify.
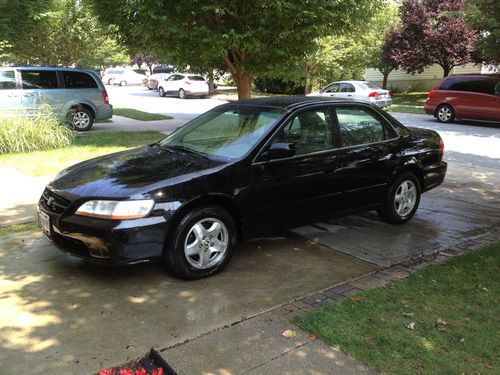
[0,67,113,131]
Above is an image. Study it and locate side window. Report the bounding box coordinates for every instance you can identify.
[339,83,355,93]
[167,75,177,81]
[21,70,58,89]
[323,83,339,93]
[63,71,98,89]
[271,108,333,155]
[0,70,16,90]
[336,107,397,147]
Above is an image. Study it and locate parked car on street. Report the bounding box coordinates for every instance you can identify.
[38,97,446,279]
[112,69,147,86]
[153,64,175,74]
[424,74,500,123]
[144,73,171,90]
[0,66,112,131]
[101,68,125,85]
[308,80,392,108]
[157,73,209,98]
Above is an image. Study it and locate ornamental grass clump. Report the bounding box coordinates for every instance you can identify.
[0,105,74,154]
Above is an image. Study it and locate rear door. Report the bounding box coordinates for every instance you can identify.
[250,106,343,232]
[0,69,21,114]
[19,69,66,115]
[333,105,401,209]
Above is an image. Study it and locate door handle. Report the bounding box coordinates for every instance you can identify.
[22,93,33,97]
[347,94,352,97]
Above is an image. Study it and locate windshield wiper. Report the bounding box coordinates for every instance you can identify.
[164,144,211,160]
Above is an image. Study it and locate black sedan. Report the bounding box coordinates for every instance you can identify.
[38,97,447,279]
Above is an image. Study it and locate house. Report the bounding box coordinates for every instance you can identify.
[364,63,497,91]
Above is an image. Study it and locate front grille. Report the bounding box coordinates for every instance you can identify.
[40,189,71,215]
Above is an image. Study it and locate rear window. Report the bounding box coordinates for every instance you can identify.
[21,70,59,89]
[188,76,205,81]
[0,70,16,90]
[439,77,496,95]
[63,71,98,89]
[359,82,380,90]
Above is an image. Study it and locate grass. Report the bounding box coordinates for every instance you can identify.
[113,108,173,121]
[0,222,37,236]
[388,92,427,114]
[0,131,165,177]
[295,242,500,374]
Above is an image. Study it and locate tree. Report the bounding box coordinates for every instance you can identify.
[130,53,159,74]
[87,0,379,99]
[464,0,500,63]
[1,0,129,68]
[383,0,480,77]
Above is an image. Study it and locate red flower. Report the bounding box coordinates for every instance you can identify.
[119,369,133,375]
[152,368,163,375]
[100,369,114,375]
[135,368,147,375]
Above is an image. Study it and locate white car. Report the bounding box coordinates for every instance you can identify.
[308,80,392,108]
[101,68,125,85]
[112,69,147,86]
[158,73,209,99]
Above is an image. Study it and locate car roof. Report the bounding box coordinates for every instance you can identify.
[230,96,370,110]
[0,66,95,74]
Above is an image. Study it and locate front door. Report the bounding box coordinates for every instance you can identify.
[250,106,343,233]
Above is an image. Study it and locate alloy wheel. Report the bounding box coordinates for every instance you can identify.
[184,218,229,269]
[73,112,90,130]
[394,180,417,217]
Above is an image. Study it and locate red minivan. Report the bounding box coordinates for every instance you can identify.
[424,75,500,123]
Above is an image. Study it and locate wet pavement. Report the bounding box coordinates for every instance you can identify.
[0,232,374,374]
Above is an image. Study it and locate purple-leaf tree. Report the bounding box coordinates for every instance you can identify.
[382,0,481,77]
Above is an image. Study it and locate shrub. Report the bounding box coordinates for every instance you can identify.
[254,77,305,95]
[0,105,74,154]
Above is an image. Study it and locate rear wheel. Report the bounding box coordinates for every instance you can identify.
[178,88,186,99]
[377,172,421,224]
[69,107,94,132]
[158,87,165,97]
[164,206,236,279]
[436,104,455,123]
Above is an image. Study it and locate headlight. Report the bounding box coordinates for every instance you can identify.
[75,200,155,220]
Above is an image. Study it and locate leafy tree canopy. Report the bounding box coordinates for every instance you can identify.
[87,0,380,99]
[383,0,481,77]
[464,0,500,63]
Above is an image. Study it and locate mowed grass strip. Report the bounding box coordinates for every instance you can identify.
[295,242,500,374]
[0,222,37,236]
[388,92,427,114]
[0,131,165,177]
[113,108,173,121]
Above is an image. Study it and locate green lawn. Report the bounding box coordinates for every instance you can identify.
[296,243,500,374]
[388,92,428,114]
[0,131,165,177]
[113,108,173,121]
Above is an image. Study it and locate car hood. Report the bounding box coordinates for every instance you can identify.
[48,145,227,199]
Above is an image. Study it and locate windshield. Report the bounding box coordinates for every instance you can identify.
[159,106,285,159]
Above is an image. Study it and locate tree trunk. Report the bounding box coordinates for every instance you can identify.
[233,72,252,100]
[208,69,215,94]
[304,74,312,95]
[442,65,451,77]
[382,71,389,89]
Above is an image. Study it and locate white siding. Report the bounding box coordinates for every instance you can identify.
[365,63,483,91]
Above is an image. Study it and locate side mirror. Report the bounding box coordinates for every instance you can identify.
[262,143,295,160]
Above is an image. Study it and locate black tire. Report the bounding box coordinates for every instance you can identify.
[377,172,421,224]
[164,206,237,279]
[107,79,113,85]
[435,104,455,123]
[119,80,127,86]
[68,107,94,132]
[178,88,186,99]
[158,86,166,97]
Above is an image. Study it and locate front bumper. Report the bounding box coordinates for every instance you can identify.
[38,197,170,265]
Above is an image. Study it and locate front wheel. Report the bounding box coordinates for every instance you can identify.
[164,206,236,279]
[178,88,186,99]
[119,80,127,86]
[436,104,455,123]
[68,107,94,132]
[377,172,421,224]
[158,86,165,97]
